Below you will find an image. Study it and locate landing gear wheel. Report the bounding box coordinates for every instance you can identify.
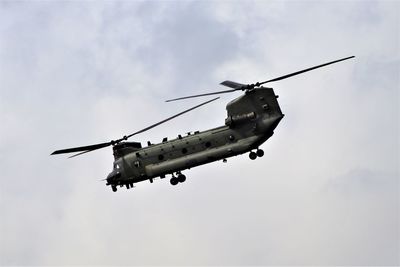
[249,151,257,160]
[111,185,117,192]
[256,149,264,157]
[178,174,186,183]
[170,177,179,186]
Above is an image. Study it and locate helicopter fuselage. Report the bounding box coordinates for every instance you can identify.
[51,56,354,192]
[106,87,284,191]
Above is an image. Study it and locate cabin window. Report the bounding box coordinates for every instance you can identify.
[229,135,235,141]
[158,154,164,161]
[205,141,211,148]
[182,148,188,154]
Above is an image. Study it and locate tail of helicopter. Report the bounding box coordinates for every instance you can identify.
[225,86,283,124]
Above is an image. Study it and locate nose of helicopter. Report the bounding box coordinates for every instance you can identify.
[106,170,121,184]
[106,172,114,184]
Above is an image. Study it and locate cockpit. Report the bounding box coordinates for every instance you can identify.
[114,162,120,170]
[106,161,123,184]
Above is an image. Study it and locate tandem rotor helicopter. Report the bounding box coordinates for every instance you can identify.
[52,56,354,192]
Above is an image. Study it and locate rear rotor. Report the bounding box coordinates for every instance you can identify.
[166,56,355,102]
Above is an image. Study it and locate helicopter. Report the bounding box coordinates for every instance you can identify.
[51,56,355,192]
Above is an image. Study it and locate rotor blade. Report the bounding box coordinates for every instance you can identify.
[166,90,236,102]
[126,97,219,139]
[68,150,93,158]
[51,142,112,155]
[220,80,247,89]
[259,56,355,85]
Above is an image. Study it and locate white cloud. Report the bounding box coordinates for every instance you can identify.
[0,1,398,265]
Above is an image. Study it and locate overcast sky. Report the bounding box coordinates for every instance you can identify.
[0,1,399,265]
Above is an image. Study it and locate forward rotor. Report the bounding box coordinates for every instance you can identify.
[51,97,219,158]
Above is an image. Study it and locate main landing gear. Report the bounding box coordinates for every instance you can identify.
[170,172,186,186]
[249,149,264,160]
[125,182,134,189]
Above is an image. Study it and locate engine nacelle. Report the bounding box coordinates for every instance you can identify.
[225,111,256,127]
